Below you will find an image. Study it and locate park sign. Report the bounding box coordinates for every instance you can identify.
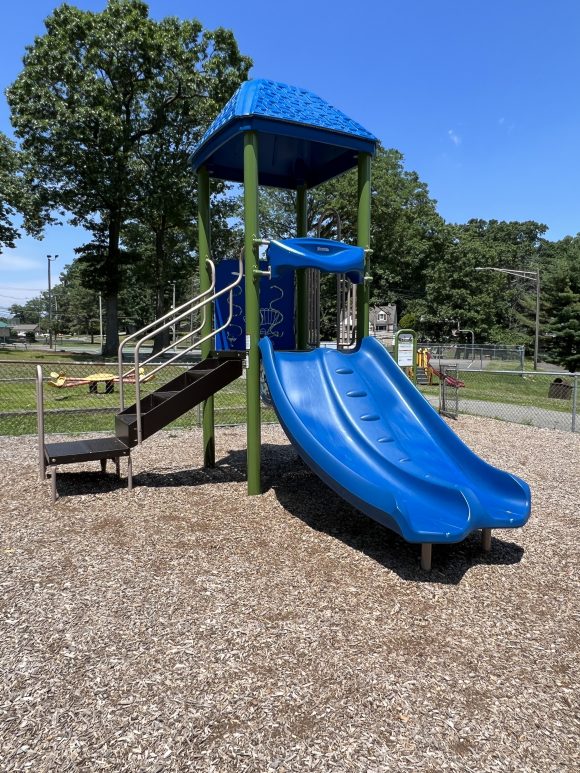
[394,328,417,383]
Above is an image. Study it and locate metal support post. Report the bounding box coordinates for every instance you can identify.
[198,166,215,467]
[51,468,57,504]
[127,455,133,491]
[296,184,308,350]
[36,365,46,481]
[421,543,432,571]
[244,132,261,494]
[357,153,372,341]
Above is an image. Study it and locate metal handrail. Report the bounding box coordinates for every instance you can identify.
[36,365,46,481]
[118,259,216,409]
[131,252,243,445]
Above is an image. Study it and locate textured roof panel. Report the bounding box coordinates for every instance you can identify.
[190,79,377,188]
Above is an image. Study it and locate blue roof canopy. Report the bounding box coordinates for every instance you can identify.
[190,80,377,189]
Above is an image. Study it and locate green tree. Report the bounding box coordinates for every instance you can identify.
[257,146,446,338]
[417,219,547,343]
[7,0,250,355]
[540,235,580,371]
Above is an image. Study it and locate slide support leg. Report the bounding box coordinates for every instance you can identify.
[421,543,432,571]
[481,528,492,552]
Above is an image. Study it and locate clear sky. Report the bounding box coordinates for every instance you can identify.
[1,0,579,308]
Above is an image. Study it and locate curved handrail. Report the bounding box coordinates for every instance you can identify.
[133,252,244,445]
[315,209,342,240]
[118,259,216,409]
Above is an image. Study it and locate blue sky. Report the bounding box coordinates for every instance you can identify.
[1,0,579,308]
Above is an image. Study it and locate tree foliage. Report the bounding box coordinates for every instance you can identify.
[7,0,251,354]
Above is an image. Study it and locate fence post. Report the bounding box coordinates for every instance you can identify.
[572,375,578,433]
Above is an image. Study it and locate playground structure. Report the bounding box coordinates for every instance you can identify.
[416,348,466,388]
[36,79,531,570]
[47,368,153,392]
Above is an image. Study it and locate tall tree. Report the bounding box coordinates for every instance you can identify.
[540,235,580,371]
[7,0,251,355]
[415,219,547,343]
[257,146,446,337]
[0,132,44,251]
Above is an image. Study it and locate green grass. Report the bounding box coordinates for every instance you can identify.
[418,370,574,413]
[0,364,277,436]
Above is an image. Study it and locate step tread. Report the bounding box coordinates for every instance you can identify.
[45,436,130,465]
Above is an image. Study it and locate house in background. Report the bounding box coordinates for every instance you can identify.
[10,323,40,340]
[370,305,397,345]
[0,321,11,341]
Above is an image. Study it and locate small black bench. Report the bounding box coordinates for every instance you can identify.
[43,436,132,503]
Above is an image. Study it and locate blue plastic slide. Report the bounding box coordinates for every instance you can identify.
[260,336,531,544]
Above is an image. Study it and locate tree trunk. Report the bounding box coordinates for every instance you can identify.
[102,214,122,357]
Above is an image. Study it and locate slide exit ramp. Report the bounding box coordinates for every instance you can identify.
[260,336,530,548]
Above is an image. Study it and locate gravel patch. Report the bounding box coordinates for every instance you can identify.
[0,417,578,772]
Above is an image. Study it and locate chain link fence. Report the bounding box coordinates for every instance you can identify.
[417,368,579,432]
[0,359,277,437]
[1,358,577,437]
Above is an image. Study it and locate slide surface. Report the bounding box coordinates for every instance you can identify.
[260,336,531,544]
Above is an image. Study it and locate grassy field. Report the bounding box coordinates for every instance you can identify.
[0,361,277,436]
[418,369,574,413]
[0,349,574,436]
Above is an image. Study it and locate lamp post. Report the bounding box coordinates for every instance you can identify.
[475,266,540,370]
[46,254,59,349]
[453,323,475,359]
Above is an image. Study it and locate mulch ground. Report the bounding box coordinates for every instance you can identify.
[0,417,578,772]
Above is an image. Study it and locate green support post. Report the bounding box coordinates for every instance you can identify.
[198,166,215,467]
[296,184,308,349]
[244,132,261,495]
[357,152,372,341]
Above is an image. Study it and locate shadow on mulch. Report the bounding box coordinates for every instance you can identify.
[224,443,525,586]
[51,469,130,500]
[56,442,525,584]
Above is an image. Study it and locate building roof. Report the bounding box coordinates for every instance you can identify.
[0,321,11,329]
[11,323,39,332]
[190,79,377,189]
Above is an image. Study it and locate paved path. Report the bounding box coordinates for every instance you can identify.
[425,395,574,432]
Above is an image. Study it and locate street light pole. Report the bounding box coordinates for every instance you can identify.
[475,266,540,370]
[46,254,59,349]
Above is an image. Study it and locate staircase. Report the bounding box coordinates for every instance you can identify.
[37,253,244,502]
[416,366,430,386]
[115,357,242,447]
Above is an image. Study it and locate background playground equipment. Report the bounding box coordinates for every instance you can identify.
[189,79,530,570]
[416,348,466,389]
[47,367,153,393]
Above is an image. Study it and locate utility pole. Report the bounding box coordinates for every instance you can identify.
[46,254,58,349]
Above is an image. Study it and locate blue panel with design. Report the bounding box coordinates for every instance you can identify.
[267,238,365,284]
[214,259,295,351]
[190,80,377,189]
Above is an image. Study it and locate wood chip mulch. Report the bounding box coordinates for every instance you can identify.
[0,416,578,772]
